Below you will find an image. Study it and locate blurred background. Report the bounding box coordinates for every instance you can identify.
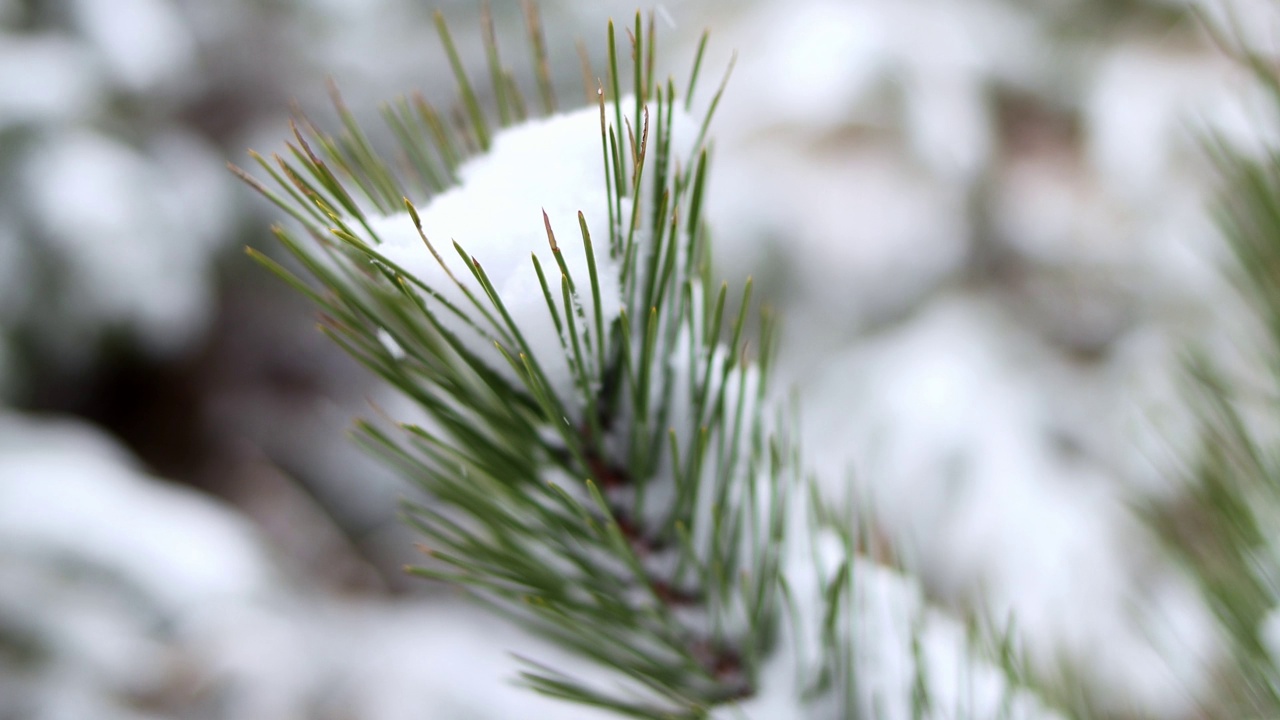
[1,0,1276,717]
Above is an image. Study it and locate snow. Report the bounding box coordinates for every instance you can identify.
[0,410,618,720]
[730,1,885,130]
[0,412,275,611]
[685,2,1259,710]
[365,98,699,401]
[69,0,196,95]
[0,0,243,399]
[2,0,1276,716]
[798,295,1221,716]
[1195,0,1280,58]
[710,142,970,348]
[0,34,103,127]
[21,129,234,359]
[731,532,1066,720]
[1084,45,1270,204]
[841,561,1059,720]
[706,0,1029,180]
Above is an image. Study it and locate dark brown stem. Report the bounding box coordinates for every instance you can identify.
[580,422,753,702]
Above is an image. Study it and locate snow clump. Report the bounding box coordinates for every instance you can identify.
[364,98,699,402]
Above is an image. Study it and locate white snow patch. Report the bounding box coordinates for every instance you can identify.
[711,143,969,346]
[799,295,1219,716]
[0,33,103,127]
[1196,0,1280,58]
[1086,45,1272,204]
[0,410,616,720]
[179,597,620,720]
[22,129,234,359]
[376,328,406,360]
[0,412,275,612]
[706,0,1028,180]
[366,99,698,401]
[730,540,1064,720]
[69,0,196,95]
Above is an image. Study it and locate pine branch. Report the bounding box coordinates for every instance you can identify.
[236,9,1066,718]
[238,13,775,715]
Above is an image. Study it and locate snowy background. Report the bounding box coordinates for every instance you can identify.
[1,0,1275,717]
